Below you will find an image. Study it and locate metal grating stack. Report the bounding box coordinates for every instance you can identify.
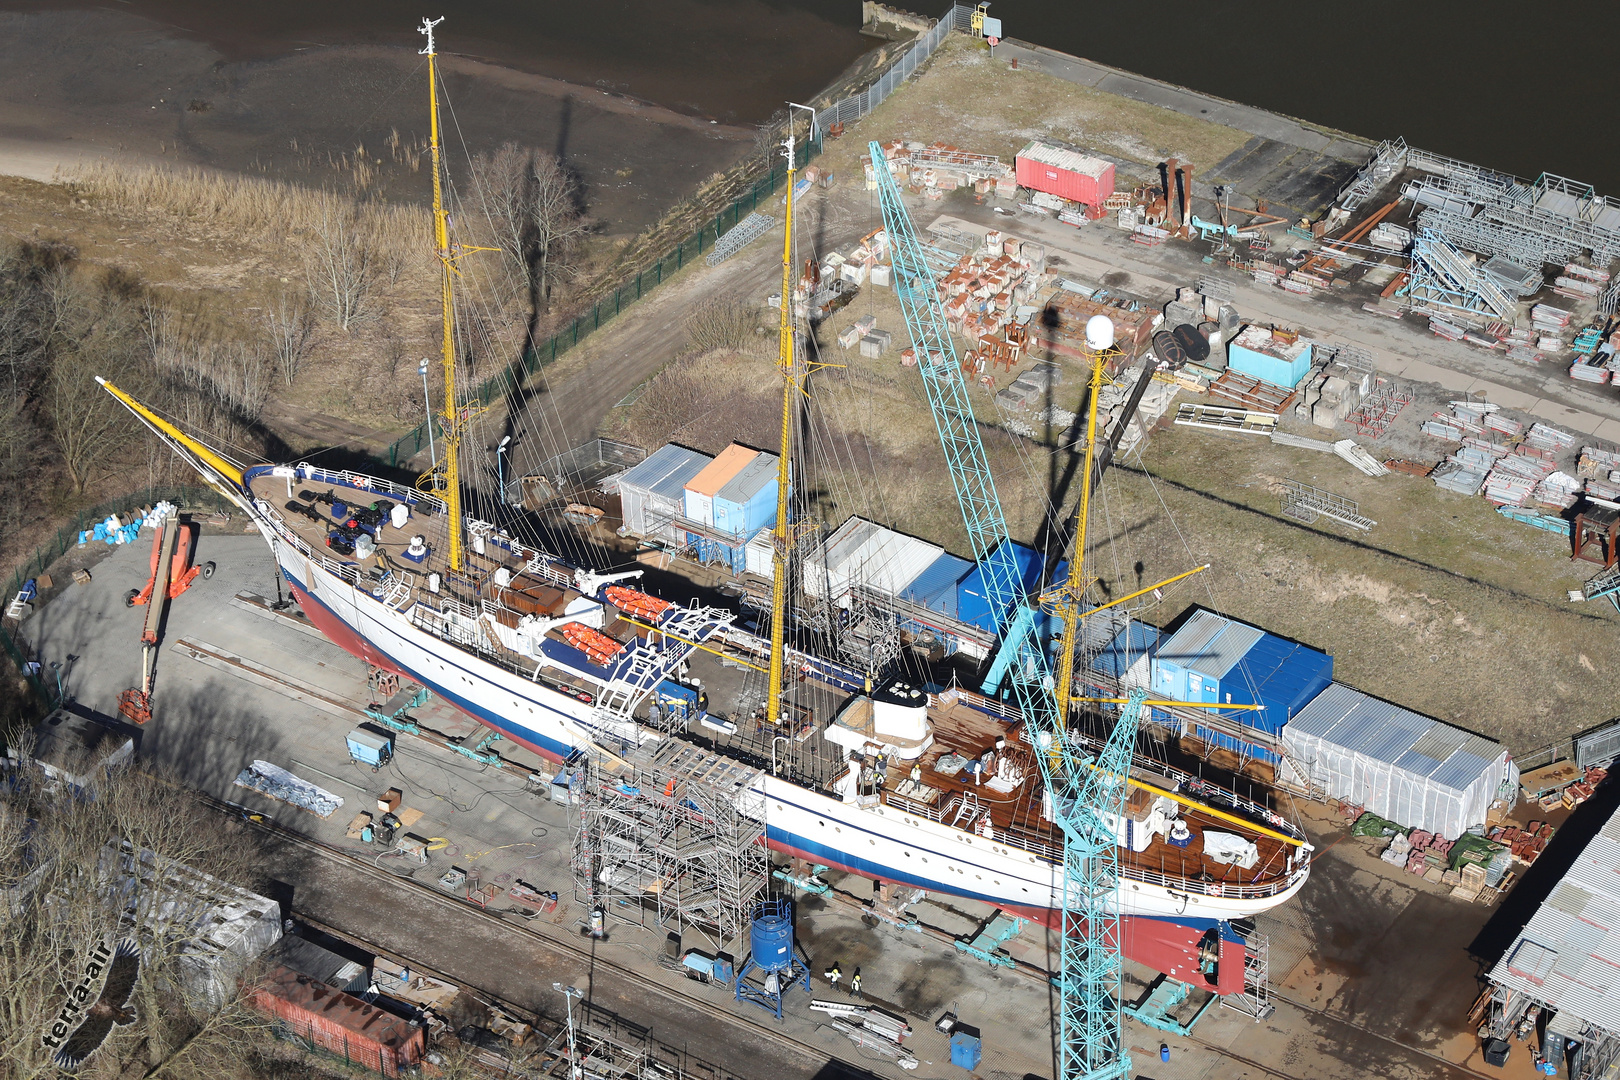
[706,213,777,267]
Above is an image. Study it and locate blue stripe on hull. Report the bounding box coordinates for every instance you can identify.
[281,562,577,761]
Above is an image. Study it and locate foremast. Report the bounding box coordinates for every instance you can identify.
[419,17,469,573]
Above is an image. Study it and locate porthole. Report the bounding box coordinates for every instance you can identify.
[904,852,910,858]
[870,839,876,846]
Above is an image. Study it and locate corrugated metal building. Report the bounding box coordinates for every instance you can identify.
[1151,610,1332,762]
[1015,141,1116,206]
[956,538,1067,633]
[1279,683,1517,839]
[1485,802,1620,1072]
[803,517,942,601]
[618,444,712,543]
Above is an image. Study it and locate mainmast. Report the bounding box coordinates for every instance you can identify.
[765,128,801,729]
[420,16,466,573]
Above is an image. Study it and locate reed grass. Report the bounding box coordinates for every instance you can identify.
[69,162,430,268]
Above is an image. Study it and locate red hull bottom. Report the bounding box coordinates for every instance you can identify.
[773,839,1245,995]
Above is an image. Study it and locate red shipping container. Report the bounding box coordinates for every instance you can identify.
[250,967,426,1077]
[1015,140,1115,207]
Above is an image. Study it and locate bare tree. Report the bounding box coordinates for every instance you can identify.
[260,290,315,386]
[305,196,374,330]
[0,753,271,1080]
[42,275,144,495]
[468,142,590,322]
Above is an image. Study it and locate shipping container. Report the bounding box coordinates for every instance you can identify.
[713,451,781,538]
[250,967,426,1078]
[1279,683,1517,839]
[618,444,712,543]
[744,527,775,577]
[1227,326,1313,389]
[1090,619,1162,687]
[683,444,758,527]
[1015,141,1116,207]
[1151,610,1332,735]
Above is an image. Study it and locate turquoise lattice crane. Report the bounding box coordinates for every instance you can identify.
[870,140,1135,1080]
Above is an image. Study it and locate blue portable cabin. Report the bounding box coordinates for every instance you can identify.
[712,451,781,539]
[1151,610,1332,761]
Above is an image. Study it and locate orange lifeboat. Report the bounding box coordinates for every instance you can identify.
[560,623,625,667]
[604,585,674,622]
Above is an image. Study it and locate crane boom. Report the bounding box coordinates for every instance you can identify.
[870,141,1131,1080]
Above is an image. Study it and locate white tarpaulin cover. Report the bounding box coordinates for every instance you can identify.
[1202,831,1260,869]
[234,760,344,818]
[1280,683,1517,840]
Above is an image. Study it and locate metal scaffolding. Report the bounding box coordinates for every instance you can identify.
[570,739,768,951]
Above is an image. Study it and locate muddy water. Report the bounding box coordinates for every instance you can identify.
[11,0,1607,182]
[0,0,873,124]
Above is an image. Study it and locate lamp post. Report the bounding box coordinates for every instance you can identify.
[48,661,62,705]
[496,435,512,506]
[419,360,437,471]
[552,983,583,1080]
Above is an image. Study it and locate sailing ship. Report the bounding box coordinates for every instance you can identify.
[100,19,1310,996]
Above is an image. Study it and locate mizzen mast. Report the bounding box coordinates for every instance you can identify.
[765,128,801,729]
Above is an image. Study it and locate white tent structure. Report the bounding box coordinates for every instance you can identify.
[1279,683,1517,839]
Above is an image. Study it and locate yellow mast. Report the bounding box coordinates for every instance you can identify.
[420,17,465,573]
[1052,349,1107,721]
[766,129,800,730]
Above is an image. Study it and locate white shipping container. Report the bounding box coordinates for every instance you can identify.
[744,528,775,577]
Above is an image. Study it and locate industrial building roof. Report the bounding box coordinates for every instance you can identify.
[1286,683,1506,791]
[806,517,942,599]
[1016,140,1112,179]
[957,538,1067,633]
[1488,803,1620,1034]
[618,443,712,500]
[1157,611,1265,679]
[686,444,758,498]
[716,451,778,505]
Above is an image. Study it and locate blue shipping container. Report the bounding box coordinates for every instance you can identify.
[1228,332,1313,389]
[950,1033,982,1071]
[712,452,782,538]
[1152,610,1331,735]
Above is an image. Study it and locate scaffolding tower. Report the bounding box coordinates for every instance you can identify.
[571,739,768,951]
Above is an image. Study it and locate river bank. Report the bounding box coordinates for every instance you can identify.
[0,7,758,235]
